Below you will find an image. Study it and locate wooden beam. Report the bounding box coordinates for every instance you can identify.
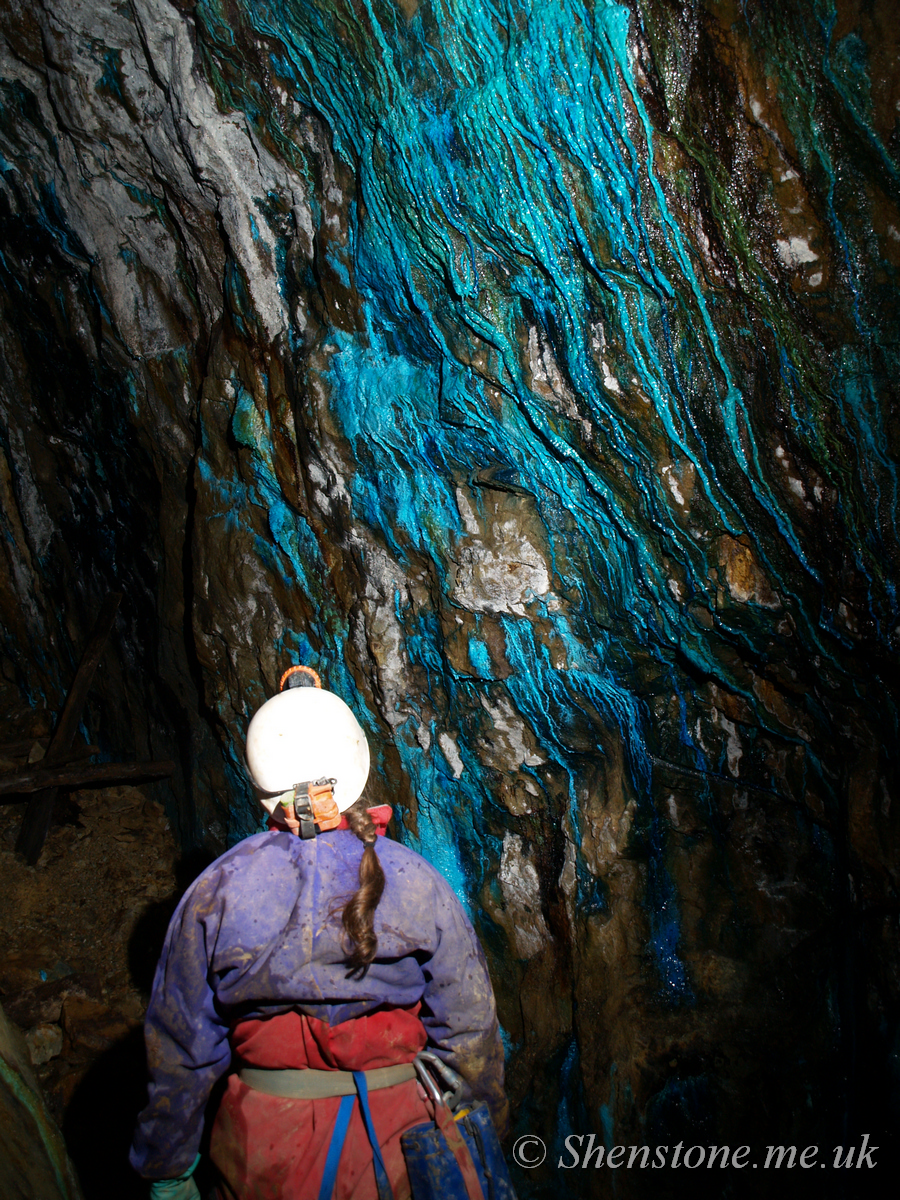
[1,759,175,800]
[15,593,123,864]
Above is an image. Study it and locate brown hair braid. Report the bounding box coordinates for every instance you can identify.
[341,798,385,976]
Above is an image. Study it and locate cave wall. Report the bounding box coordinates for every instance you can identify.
[1,0,899,1194]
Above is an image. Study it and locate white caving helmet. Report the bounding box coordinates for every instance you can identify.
[245,665,370,817]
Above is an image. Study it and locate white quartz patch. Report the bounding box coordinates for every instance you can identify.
[661,464,686,507]
[451,489,554,616]
[601,360,622,394]
[713,708,743,777]
[776,237,818,267]
[453,536,552,615]
[477,694,545,770]
[454,487,481,537]
[499,833,550,958]
[438,732,465,778]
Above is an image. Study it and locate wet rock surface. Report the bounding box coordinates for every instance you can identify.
[1,1,899,1196]
[0,999,83,1200]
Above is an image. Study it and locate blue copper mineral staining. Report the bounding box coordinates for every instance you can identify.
[2,0,899,1191]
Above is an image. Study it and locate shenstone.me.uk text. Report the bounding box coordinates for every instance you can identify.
[550,1135,879,1170]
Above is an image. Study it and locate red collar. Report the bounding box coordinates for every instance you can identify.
[338,804,392,835]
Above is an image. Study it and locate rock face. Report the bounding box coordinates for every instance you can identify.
[0,1001,83,1200]
[1,1,898,1194]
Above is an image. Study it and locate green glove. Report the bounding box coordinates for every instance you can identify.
[149,1154,201,1200]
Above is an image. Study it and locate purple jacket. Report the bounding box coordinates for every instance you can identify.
[130,828,507,1179]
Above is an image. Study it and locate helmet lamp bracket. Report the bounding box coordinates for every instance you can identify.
[278,776,339,839]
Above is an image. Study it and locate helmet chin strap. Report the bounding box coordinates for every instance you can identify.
[277,777,339,838]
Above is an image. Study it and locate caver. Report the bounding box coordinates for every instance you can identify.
[130,667,508,1200]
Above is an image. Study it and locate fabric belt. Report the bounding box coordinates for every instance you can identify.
[237,1061,417,1099]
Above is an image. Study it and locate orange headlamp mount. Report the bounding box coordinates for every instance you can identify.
[279,777,341,839]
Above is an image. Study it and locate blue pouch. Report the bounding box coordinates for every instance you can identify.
[401,1100,518,1200]
[318,1051,518,1200]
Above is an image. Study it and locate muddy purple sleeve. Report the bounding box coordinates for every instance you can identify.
[420,875,509,1137]
[129,874,232,1179]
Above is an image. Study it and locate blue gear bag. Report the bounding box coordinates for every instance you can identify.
[401,1101,518,1200]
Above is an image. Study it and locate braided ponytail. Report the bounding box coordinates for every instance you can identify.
[341,798,385,975]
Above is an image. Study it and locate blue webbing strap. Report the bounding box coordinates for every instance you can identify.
[353,1070,395,1200]
[317,1093,355,1200]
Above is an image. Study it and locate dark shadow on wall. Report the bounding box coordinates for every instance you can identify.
[61,849,217,1198]
[127,849,218,995]
[62,1024,148,1200]
[61,1024,226,1200]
